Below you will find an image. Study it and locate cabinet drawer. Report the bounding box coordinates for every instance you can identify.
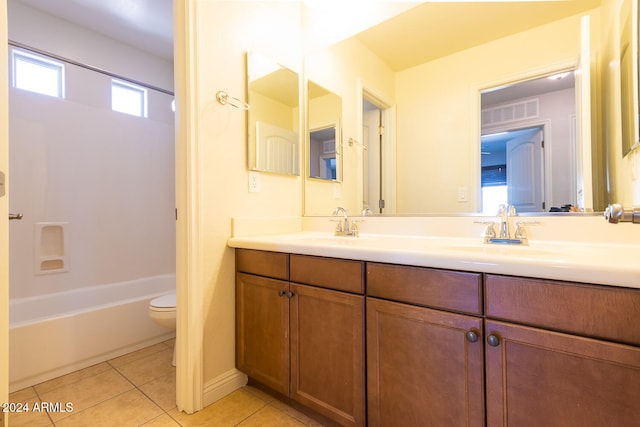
[485,275,640,346]
[367,263,482,315]
[290,254,364,294]
[236,249,289,280]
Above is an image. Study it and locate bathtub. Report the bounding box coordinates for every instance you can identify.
[9,274,176,392]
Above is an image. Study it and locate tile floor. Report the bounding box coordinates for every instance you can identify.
[8,339,325,426]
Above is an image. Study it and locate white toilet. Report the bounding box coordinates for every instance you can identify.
[149,292,176,366]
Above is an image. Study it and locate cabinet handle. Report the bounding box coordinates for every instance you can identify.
[487,334,501,347]
[466,330,480,343]
[287,291,295,298]
[278,290,286,297]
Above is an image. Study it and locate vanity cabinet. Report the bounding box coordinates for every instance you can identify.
[485,275,640,426]
[366,263,485,427]
[235,248,640,426]
[235,249,365,427]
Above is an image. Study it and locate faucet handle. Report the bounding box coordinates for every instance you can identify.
[507,205,517,216]
[514,221,540,244]
[475,220,497,243]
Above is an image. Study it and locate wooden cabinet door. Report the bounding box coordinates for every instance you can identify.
[236,272,290,395]
[367,297,485,427]
[290,283,365,427]
[485,320,640,427]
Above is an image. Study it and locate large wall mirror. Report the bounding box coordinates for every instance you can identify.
[302,1,606,216]
[247,52,300,175]
[620,0,640,156]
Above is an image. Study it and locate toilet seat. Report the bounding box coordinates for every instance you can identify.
[150,293,176,312]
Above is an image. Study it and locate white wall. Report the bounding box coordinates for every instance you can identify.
[7,4,175,299]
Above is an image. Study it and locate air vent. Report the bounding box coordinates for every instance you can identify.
[482,99,539,126]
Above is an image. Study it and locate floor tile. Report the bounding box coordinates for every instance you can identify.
[237,405,307,426]
[167,388,265,427]
[54,389,163,427]
[108,343,169,368]
[6,388,53,427]
[34,362,112,395]
[38,368,134,422]
[114,348,175,387]
[139,371,176,411]
[268,398,327,427]
[141,413,182,426]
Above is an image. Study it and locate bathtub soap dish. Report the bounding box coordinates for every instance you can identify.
[35,222,69,274]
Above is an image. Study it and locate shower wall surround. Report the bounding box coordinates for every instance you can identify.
[7,1,175,299]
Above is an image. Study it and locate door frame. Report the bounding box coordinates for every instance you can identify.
[473,59,580,213]
[356,78,396,215]
[1,2,10,426]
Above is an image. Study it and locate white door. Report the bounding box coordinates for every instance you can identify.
[575,15,593,211]
[507,128,544,212]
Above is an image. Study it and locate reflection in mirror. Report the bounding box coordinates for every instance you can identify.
[309,125,338,179]
[480,72,577,215]
[302,1,605,216]
[307,81,342,181]
[620,0,640,156]
[247,52,300,175]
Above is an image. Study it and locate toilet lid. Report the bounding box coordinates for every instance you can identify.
[150,293,176,309]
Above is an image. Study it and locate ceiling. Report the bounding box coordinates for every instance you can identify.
[13,0,174,61]
[355,0,602,72]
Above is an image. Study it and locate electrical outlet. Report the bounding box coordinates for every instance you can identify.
[248,171,261,193]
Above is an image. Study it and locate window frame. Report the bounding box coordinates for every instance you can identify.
[111,79,148,118]
[11,48,65,98]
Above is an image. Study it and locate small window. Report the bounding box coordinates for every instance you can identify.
[12,49,65,98]
[111,80,147,117]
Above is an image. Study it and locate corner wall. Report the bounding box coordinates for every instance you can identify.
[178,0,303,409]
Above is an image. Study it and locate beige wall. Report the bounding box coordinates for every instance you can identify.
[601,0,640,205]
[178,0,303,407]
[395,11,601,214]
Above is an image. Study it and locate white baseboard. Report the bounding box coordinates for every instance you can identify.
[202,368,248,407]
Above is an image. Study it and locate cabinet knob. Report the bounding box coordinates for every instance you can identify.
[466,330,479,343]
[487,334,501,347]
[287,291,295,298]
[278,290,286,297]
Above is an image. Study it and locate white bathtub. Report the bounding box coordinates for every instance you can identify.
[9,274,176,392]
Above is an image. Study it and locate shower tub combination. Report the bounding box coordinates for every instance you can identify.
[9,274,175,392]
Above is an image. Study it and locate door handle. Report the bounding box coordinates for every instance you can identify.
[9,213,23,220]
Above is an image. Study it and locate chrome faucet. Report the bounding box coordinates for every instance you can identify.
[333,207,358,236]
[496,204,517,239]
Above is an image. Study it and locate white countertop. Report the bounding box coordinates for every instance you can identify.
[228,231,640,289]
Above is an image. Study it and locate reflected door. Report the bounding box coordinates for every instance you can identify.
[507,128,544,212]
